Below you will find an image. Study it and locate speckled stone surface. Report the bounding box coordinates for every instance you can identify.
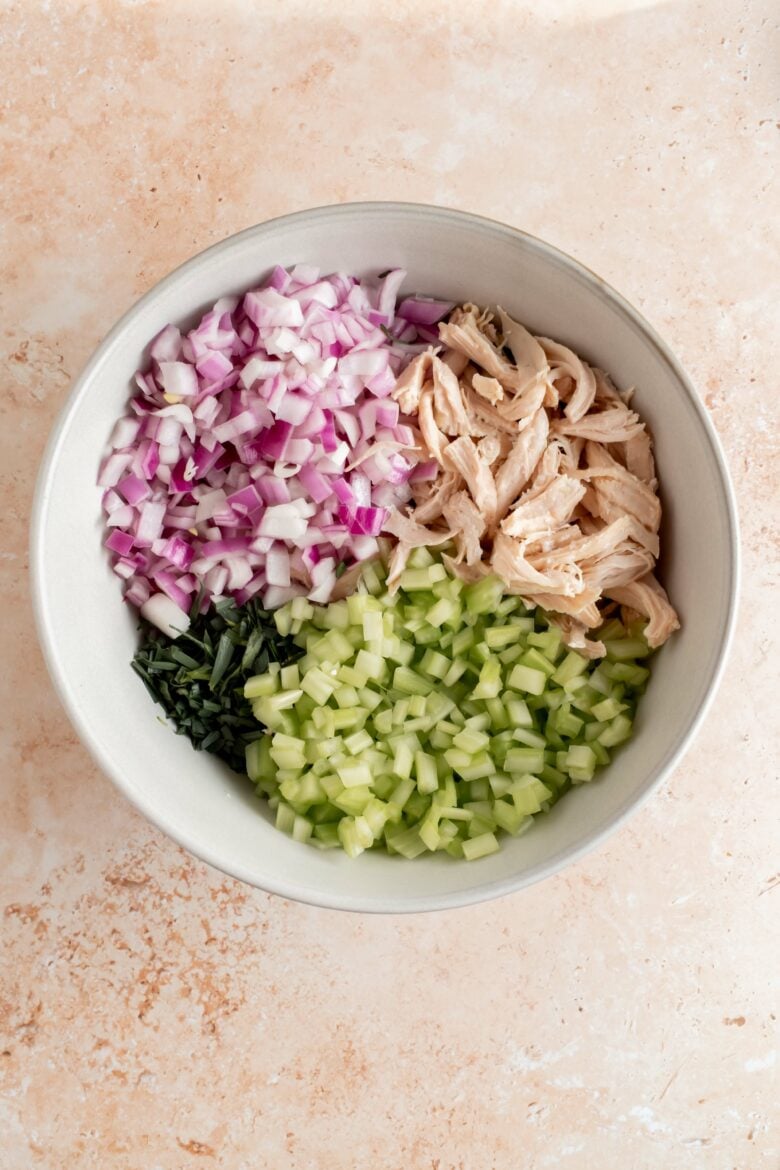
[1,2,778,1166]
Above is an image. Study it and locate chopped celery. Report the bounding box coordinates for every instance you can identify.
[453,728,490,754]
[464,575,504,615]
[590,696,627,722]
[471,658,502,700]
[507,664,547,695]
[419,649,451,679]
[604,637,650,661]
[552,650,589,686]
[398,565,447,591]
[242,552,652,860]
[462,832,501,861]
[393,666,432,696]
[415,751,439,795]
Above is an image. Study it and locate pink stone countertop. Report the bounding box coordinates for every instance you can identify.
[1,1,778,1166]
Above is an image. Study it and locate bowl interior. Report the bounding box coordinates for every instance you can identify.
[31,204,737,912]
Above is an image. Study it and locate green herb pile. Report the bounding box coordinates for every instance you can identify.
[132,597,302,772]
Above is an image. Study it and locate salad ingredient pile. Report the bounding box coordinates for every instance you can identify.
[244,551,651,858]
[391,303,679,656]
[132,597,301,773]
[100,267,451,625]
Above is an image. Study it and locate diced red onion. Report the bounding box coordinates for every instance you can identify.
[297,464,333,504]
[161,534,195,570]
[101,265,442,610]
[157,361,198,399]
[265,544,291,587]
[244,288,304,329]
[255,476,291,505]
[396,297,453,326]
[117,474,151,506]
[98,451,133,488]
[134,499,167,546]
[105,530,134,557]
[290,263,320,285]
[377,269,406,320]
[113,558,136,580]
[258,503,308,540]
[111,416,141,450]
[149,324,183,363]
[106,505,135,528]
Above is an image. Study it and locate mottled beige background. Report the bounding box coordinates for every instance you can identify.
[1,1,778,1167]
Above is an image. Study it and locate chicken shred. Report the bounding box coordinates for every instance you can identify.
[442,490,485,565]
[442,436,499,528]
[497,378,548,422]
[442,553,489,584]
[384,303,679,651]
[476,433,503,467]
[623,429,657,486]
[501,475,586,539]
[439,309,523,391]
[432,354,472,436]
[411,469,462,524]
[472,373,504,405]
[392,350,433,415]
[494,409,549,517]
[492,532,583,597]
[417,385,447,466]
[497,307,549,390]
[553,406,646,443]
[548,615,606,659]
[579,441,662,534]
[605,574,680,647]
[464,386,520,436]
[538,337,597,422]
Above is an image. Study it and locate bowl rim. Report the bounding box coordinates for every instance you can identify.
[30,201,741,913]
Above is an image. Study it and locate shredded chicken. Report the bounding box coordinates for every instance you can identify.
[497,379,548,423]
[383,509,453,547]
[497,307,549,390]
[388,303,679,651]
[492,532,583,597]
[525,590,602,628]
[623,429,657,486]
[440,348,470,378]
[592,367,623,405]
[582,544,656,593]
[411,469,462,524]
[472,373,504,405]
[439,307,523,391]
[442,436,498,528]
[417,385,447,465]
[432,354,471,436]
[442,554,489,584]
[530,441,564,492]
[501,475,586,539]
[605,574,680,647]
[442,490,485,565]
[548,615,606,660]
[330,560,372,601]
[553,405,646,443]
[392,350,433,415]
[464,386,520,436]
[580,442,662,534]
[494,409,549,516]
[538,337,597,422]
[476,433,503,466]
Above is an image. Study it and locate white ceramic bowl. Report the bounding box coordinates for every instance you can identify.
[31,203,739,913]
